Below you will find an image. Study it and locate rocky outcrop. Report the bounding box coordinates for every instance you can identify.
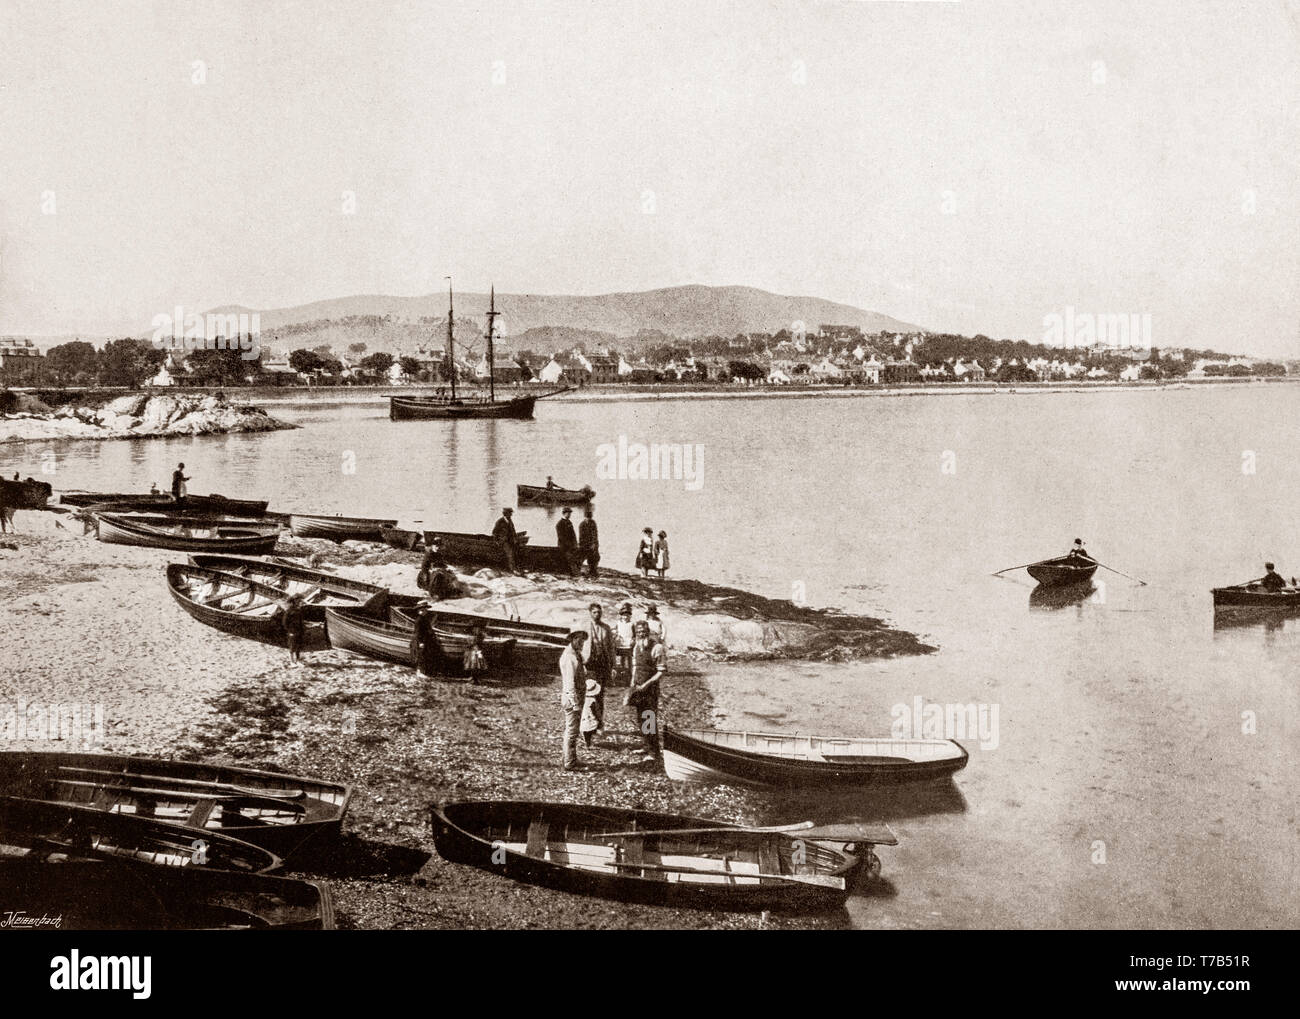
[0,393,295,443]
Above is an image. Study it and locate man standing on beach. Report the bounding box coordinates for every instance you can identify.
[578,506,600,578]
[580,602,615,748]
[280,594,306,667]
[492,507,519,573]
[624,620,666,763]
[556,507,579,577]
[559,630,588,770]
[171,463,190,503]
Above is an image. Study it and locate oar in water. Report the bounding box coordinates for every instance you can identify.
[1092,560,1148,586]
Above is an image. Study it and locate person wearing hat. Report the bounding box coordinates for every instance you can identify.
[624,619,667,762]
[653,530,670,579]
[1259,562,1287,591]
[171,462,190,503]
[636,527,655,577]
[559,630,589,770]
[491,507,519,573]
[614,602,635,686]
[556,507,579,577]
[644,604,665,644]
[419,547,460,600]
[580,602,615,746]
[410,604,443,681]
[279,593,306,667]
[578,506,600,578]
[1068,538,1090,561]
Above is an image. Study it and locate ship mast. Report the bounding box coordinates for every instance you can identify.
[485,284,499,403]
[445,277,456,400]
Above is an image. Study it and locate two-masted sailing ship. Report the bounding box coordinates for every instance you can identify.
[388,283,568,420]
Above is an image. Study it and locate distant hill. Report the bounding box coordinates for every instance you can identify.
[204,285,920,357]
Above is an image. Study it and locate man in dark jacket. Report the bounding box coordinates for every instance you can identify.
[491,507,518,573]
[556,507,579,576]
[578,507,600,578]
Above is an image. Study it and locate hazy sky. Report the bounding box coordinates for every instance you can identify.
[1,0,1297,355]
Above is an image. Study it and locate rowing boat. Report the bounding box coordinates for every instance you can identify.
[423,529,569,573]
[187,554,389,621]
[0,796,280,872]
[390,605,568,675]
[516,483,595,505]
[60,491,270,516]
[430,800,863,912]
[167,563,313,644]
[1211,583,1300,608]
[0,752,351,863]
[1026,555,1098,587]
[661,727,968,788]
[289,513,398,542]
[0,859,335,929]
[389,604,568,642]
[324,605,416,664]
[96,512,280,554]
[379,525,424,550]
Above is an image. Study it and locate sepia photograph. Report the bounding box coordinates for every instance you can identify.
[0,0,1293,991]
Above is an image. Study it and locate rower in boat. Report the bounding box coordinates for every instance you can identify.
[1068,538,1092,561]
[1258,562,1287,591]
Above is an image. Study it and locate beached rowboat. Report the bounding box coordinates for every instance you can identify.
[1211,583,1300,608]
[430,800,863,912]
[289,513,398,542]
[186,554,389,621]
[0,751,351,863]
[0,859,335,929]
[661,727,968,788]
[0,796,280,872]
[379,525,424,550]
[390,605,567,675]
[167,563,309,644]
[516,483,595,505]
[1026,555,1098,587]
[96,512,280,554]
[324,605,417,665]
[423,530,569,573]
[60,491,270,516]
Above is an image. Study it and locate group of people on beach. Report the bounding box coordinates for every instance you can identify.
[558,600,668,771]
[635,527,669,578]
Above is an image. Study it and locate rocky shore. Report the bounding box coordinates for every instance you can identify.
[0,518,932,928]
[0,392,294,443]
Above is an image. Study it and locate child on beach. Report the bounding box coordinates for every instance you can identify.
[463,626,489,684]
[280,594,306,666]
[654,530,669,578]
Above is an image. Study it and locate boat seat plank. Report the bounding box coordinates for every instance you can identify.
[525,820,549,859]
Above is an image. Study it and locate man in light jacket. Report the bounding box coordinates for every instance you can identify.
[559,631,588,770]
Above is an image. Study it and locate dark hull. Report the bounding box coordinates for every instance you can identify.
[379,525,424,550]
[430,800,859,913]
[0,796,280,873]
[97,513,279,555]
[390,605,566,675]
[61,492,270,516]
[1211,585,1300,608]
[390,395,537,420]
[167,563,295,644]
[1027,557,1098,587]
[186,554,389,622]
[0,751,352,863]
[0,859,334,929]
[289,514,398,542]
[516,484,594,505]
[662,728,968,788]
[423,530,570,573]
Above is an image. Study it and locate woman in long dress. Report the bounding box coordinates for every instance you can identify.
[636,528,655,577]
[653,530,669,578]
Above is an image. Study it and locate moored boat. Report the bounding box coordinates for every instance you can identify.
[0,796,280,872]
[186,554,389,621]
[430,800,862,912]
[0,751,351,863]
[60,491,271,516]
[0,859,335,929]
[96,512,280,554]
[516,483,595,505]
[289,513,398,543]
[1026,555,1098,587]
[423,529,569,573]
[1211,582,1300,609]
[661,727,968,788]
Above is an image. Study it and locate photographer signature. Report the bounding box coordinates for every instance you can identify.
[1,910,64,929]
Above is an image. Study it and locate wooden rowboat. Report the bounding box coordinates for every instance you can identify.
[423,529,569,573]
[289,513,398,542]
[0,796,280,872]
[430,800,863,912]
[379,525,424,550]
[96,512,280,554]
[662,727,968,788]
[1026,555,1098,587]
[390,605,567,675]
[0,859,335,929]
[1211,583,1300,608]
[187,554,389,621]
[60,491,270,516]
[0,752,351,863]
[516,483,595,505]
[167,563,306,645]
[324,605,416,665]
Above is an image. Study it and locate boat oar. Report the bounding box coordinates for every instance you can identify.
[1092,560,1148,586]
[992,558,1052,577]
[593,821,815,839]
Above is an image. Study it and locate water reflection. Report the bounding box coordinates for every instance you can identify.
[1028,583,1097,611]
[1212,606,1295,639]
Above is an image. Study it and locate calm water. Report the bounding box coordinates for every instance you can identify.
[11,385,1298,927]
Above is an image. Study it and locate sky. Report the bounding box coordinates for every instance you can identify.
[1,0,1297,356]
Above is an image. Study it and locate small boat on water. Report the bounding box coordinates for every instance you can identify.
[516,483,595,506]
[0,859,334,929]
[96,512,280,554]
[1211,582,1300,609]
[430,800,863,912]
[60,491,271,516]
[661,728,968,788]
[186,554,389,621]
[289,513,398,543]
[1026,555,1098,587]
[0,796,280,873]
[423,529,569,573]
[0,752,351,863]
